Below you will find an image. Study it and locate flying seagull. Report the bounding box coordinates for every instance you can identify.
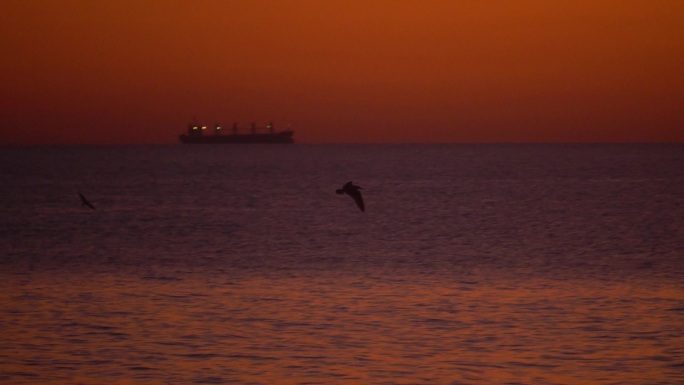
[78,192,96,210]
[336,181,364,212]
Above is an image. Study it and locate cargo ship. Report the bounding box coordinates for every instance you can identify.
[179,122,294,144]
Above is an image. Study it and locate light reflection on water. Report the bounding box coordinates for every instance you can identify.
[2,270,683,384]
[1,144,683,384]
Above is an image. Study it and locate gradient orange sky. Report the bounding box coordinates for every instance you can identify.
[1,0,682,144]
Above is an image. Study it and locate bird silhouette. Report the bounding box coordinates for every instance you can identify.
[336,181,364,212]
[78,192,95,210]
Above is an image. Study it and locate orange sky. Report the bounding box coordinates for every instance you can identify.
[1,0,683,144]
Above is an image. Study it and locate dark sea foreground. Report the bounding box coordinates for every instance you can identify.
[1,144,683,384]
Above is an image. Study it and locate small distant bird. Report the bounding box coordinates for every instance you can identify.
[336,181,365,212]
[78,192,95,210]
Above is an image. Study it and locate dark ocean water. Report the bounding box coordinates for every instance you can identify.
[1,144,683,384]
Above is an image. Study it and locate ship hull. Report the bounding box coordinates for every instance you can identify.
[179,131,294,144]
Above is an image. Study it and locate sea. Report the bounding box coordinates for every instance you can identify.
[1,144,683,385]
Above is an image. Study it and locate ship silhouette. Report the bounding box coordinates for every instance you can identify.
[179,121,294,144]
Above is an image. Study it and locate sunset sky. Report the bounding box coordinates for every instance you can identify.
[1,0,682,144]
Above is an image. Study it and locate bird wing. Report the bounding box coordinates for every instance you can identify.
[79,193,95,210]
[348,189,365,212]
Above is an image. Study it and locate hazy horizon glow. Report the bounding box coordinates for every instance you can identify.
[1,1,683,144]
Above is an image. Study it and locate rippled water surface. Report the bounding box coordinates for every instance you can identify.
[1,144,683,384]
